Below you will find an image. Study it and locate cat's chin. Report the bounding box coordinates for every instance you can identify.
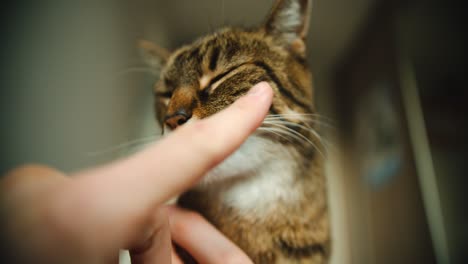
[194,134,293,188]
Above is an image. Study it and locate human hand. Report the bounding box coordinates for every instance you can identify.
[0,82,273,264]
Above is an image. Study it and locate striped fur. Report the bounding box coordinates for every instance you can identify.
[141,1,330,263]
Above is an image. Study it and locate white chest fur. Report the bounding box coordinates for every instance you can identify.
[196,135,300,216]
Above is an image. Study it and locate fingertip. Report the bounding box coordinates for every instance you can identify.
[229,81,273,130]
[234,81,273,111]
[246,81,273,97]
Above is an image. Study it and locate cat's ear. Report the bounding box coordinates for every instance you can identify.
[264,0,311,55]
[138,39,170,70]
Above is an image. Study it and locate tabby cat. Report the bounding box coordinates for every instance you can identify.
[140,0,330,263]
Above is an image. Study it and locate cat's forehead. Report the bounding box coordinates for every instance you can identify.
[163,29,270,83]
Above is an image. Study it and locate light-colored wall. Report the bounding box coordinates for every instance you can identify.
[1,2,163,173]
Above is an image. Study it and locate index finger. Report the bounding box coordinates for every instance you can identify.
[50,82,272,252]
[76,81,271,202]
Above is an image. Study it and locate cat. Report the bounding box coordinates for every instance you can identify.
[140,0,330,263]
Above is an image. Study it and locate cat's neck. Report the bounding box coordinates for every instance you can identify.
[193,136,307,216]
[220,158,301,216]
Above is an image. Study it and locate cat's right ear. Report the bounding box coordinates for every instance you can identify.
[138,39,170,70]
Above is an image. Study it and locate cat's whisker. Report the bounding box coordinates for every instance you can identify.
[259,125,309,146]
[263,119,331,149]
[266,112,333,120]
[256,127,295,143]
[264,117,334,155]
[265,112,334,123]
[263,118,325,136]
[273,120,331,153]
[264,115,335,129]
[87,134,161,157]
[264,119,312,132]
[266,113,335,124]
[262,121,325,158]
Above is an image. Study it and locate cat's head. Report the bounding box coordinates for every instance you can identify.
[141,0,316,136]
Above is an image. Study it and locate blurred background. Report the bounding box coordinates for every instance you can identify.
[1,0,466,263]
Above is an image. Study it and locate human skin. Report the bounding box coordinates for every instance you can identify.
[0,82,273,264]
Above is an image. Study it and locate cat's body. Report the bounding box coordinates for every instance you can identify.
[179,136,329,263]
[141,0,330,263]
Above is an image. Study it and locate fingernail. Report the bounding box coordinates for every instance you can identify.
[247,82,268,97]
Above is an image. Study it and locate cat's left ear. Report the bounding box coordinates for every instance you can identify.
[138,39,171,70]
[264,0,311,55]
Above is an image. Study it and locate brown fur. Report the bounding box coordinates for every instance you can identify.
[141,0,330,263]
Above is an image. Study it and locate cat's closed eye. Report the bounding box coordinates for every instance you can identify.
[154,78,176,99]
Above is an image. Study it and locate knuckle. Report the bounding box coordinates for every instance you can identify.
[171,211,202,235]
[170,215,186,233]
[183,210,204,223]
[172,210,208,239]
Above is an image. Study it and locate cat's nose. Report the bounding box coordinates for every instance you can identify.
[164,110,190,130]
